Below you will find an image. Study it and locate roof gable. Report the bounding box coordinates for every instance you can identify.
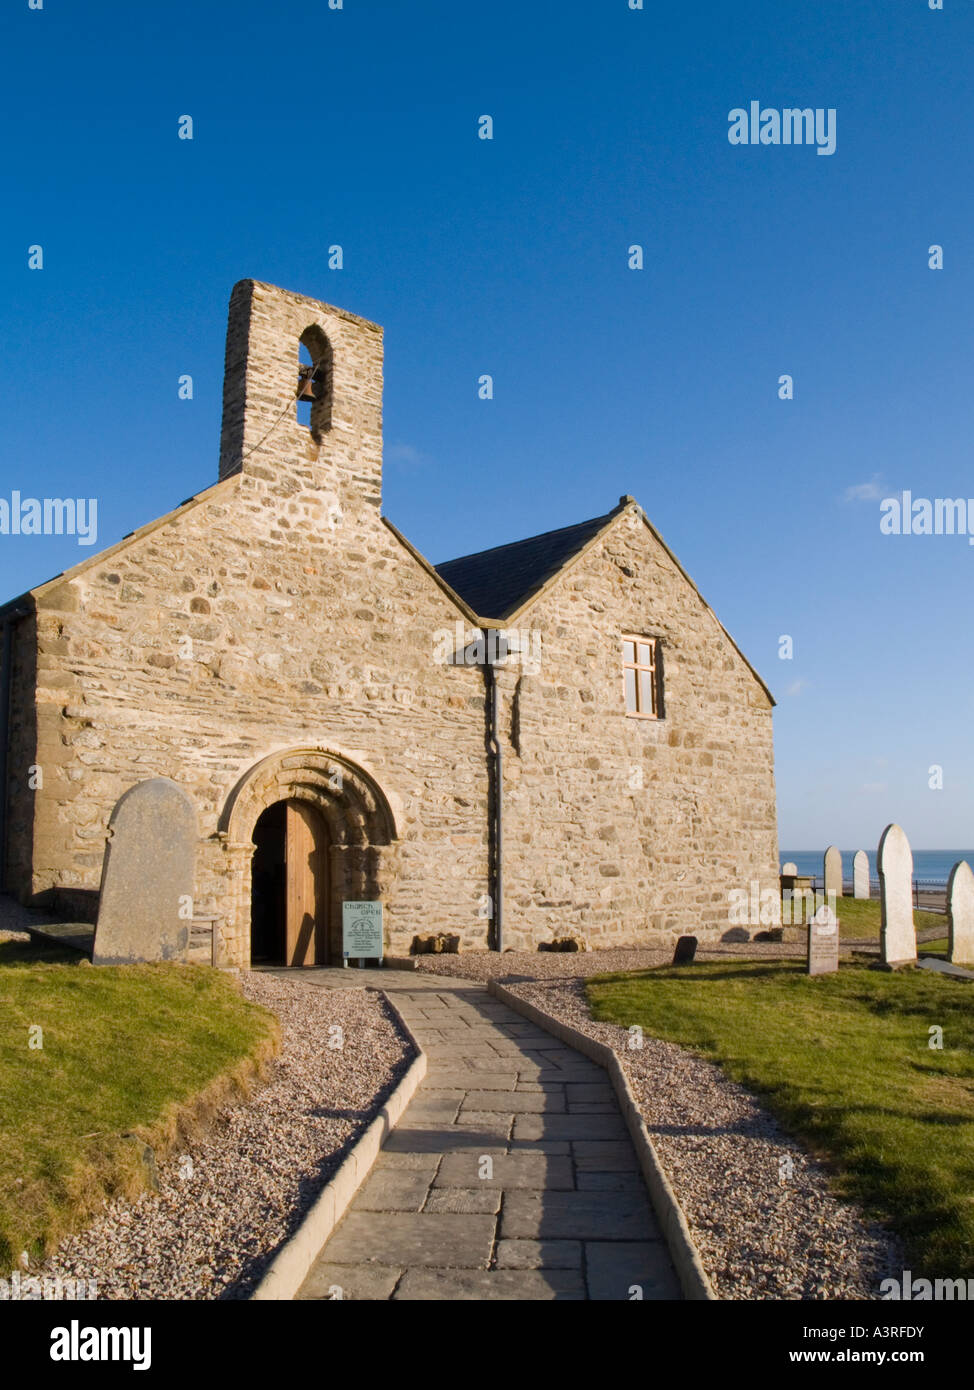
[434,511,613,620]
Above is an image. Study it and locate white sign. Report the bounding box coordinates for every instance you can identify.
[342,901,383,959]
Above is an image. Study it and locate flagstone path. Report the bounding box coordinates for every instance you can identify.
[285,969,681,1301]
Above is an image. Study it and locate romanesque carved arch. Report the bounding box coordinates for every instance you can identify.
[220,746,398,848]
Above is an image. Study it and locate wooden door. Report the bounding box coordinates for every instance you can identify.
[285,800,328,966]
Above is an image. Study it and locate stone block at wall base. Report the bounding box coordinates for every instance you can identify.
[51,888,100,924]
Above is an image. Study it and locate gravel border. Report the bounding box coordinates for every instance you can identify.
[42,973,415,1300]
[252,992,427,1301]
[413,942,806,984]
[504,975,903,1301]
[410,929,947,987]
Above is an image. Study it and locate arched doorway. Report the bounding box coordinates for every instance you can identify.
[250,798,331,967]
[220,746,400,972]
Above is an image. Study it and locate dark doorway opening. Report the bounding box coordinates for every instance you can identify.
[251,801,287,964]
[250,798,331,967]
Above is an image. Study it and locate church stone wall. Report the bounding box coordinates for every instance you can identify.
[495,503,779,949]
[21,491,490,965]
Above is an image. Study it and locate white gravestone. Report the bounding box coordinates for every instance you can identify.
[824,846,843,900]
[853,849,870,900]
[946,860,974,965]
[877,823,916,967]
[807,903,839,976]
[781,861,798,875]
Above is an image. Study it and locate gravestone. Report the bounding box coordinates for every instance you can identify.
[807,904,839,976]
[781,861,798,876]
[877,823,916,968]
[93,778,198,965]
[672,935,698,965]
[917,957,974,982]
[824,846,843,900]
[946,860,974,965]
[853,849,870,900]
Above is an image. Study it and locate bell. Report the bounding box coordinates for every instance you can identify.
[296,365,317,401]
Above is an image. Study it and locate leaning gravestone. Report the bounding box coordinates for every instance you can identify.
[672,935,698,965]
[93,778,198,965]
[946,860,974,965]
[853,849,870,900]
[824,846,843,900]
[877,823,916,968]
[807,904,839,976]
[781,861,798,876]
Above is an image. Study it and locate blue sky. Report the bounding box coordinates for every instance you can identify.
[2,0,971,849]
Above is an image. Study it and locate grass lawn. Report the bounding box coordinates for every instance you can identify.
[791,896,943,940]
[0,939,279,1267]
[588,959,974,1279]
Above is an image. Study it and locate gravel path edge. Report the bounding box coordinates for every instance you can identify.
[250,993,428,1302]
[487,979,715,1301]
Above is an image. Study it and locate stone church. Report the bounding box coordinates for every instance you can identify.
[0,280,779,969]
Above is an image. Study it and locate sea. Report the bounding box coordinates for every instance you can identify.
[780,850,974,887]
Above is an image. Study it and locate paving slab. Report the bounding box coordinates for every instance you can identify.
[585,1241,682,1301]
[322,1212,496,1269]
[423,1071,519,1091]
[434,1151,574,1190]
[460,1089,566,1114]
[576,1172,648,1193]
[508,1138,573,1154]
[424,1187,502,1215]
[513,1114,628,1142]
[393,1269,586,1301]
[383,1125,510,1153]
[572,1141,640,1171]
[373,1152,441,1174]
[495,1239,583,1270]
[455,1110,515,1128]
[519,1066,606,1083]
[396,1091,465,1123]
[297,1263,402,1302]
[354,1168,433,1212]
[501,1191,660,1242]
[564,1083,616,1103]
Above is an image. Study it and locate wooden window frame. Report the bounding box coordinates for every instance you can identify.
[622,635,663,719]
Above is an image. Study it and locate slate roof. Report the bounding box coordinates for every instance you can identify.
[434,510,613,620]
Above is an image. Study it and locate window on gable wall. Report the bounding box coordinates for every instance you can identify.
[622,636,662,718]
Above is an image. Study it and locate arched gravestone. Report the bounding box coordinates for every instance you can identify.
[853,850,870,900]
[877,823,916,968]
[807,903,839,976]
[781,861,798,876]
[824,846,843,900]
[947,860,974,965]
[93,778,198,966]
